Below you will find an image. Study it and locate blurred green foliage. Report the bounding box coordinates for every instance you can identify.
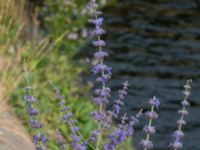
[39,0,90,57]
[0,0,96,149]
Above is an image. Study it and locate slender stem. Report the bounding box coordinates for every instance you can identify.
[174,79,192,150]
[96,36,104,150]
[144,105,154,150]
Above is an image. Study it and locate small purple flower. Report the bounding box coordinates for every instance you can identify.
[143,126,156,135]
[56,95,65,100]
[169,139,183,149]
[88,130,100,142]
[129,116,139,126]
[178,110,188,115]
[172,130,184,140]
[91,27,106,36]
[33,133,47,145]
[30,119,42,129]
[92,64,112,75]
[24,95,37,103]
[91,111,106,122]
[177,119,186,126]
[94,87,111,97]
[140,139,153,149]
[181,100,190,106]
[145,111,158,120]
[96,74,111,83]
[35,146,46,150]
[92,40,106,47]
[62,112,73,123]
[88,17,104,26]
[94,51,108,59]
[148,96,160,110]
[28,105,39,116]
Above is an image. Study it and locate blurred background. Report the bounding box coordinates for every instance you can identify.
[0,0,200,150]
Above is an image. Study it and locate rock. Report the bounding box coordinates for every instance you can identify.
[0,104,34,150]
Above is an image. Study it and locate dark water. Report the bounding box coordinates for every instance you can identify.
[79,0,200,149]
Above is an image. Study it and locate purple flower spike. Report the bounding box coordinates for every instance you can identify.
[52,85,86,150]
[104,111,142,150]
[169,79,192,150]
[140,97,160,150]
[24,78,47,150]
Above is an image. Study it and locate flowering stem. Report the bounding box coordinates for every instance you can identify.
[144,105,154,150]
[173,80,192,150]
[96,36,104,150]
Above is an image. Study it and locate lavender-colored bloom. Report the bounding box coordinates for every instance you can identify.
[60,106,70,112]
[177,119,186,126]
[181,100,190,106]
[35,146,46,150]
[107,111,117,118]
[92,40,106,47]
[148,96,160,110]
[52,85,85,150]
[104,112,142,150]
[140,139,153,149]
[92,64,112,75]
[93,87,111,105]
[24,95,37,103]
[145,111,158,120]
[88,17,104,26]
[112,81,129,115]
[88,130,100,142]
[178,110,188,115]
[91,111,106,122]
[62,112,73,123]
[129,116,139,126]
[94,87,111,97]
[169,139,183,149]
[140,97,160,150]
[172,131,184,140]
[28,105,39,116]
[169,79,192,150]
[30,119,42,129]
[143,126,156,135]
[94,51,108,59]
[91,27,106,36]
[24,78,47,150]
[56,95,65,100]
[33,133,47,145]
[96,74,111,83]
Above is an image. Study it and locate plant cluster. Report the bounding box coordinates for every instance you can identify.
[23,0,192,150]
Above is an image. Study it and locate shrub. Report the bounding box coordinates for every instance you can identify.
[21,1,193,150]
